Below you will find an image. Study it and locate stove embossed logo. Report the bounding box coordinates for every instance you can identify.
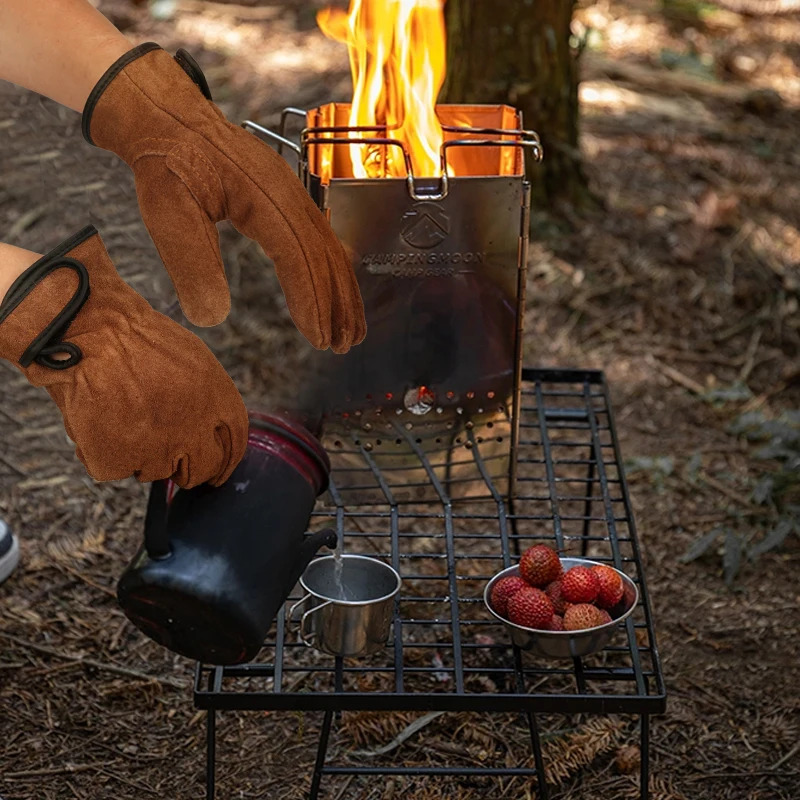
[400,202,450,249]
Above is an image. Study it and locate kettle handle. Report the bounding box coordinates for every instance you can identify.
[143,480,172,560]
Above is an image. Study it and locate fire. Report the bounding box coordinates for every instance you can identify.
[317,0,450,180]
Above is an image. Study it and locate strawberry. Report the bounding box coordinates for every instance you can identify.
[544,580,571,615]
[622,581,637,611]
[507,586,554,629]
[564,603,607,631]
[544,614,565,631]
[490,576,527,617]
[519,544,563,588]
[561,566,600,604]
[591,565,624,609]
[597,609,613,625]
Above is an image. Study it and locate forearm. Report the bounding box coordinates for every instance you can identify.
[0,0,132,112]
[0,244,40,302]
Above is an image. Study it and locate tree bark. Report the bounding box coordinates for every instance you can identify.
[441,0,586,207]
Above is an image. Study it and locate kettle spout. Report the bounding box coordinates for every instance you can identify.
[285,528,338,597]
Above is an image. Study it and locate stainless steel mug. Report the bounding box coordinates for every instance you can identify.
[290,555,401,658]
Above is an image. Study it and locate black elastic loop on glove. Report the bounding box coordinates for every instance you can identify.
[0,256,90,370]
[174,49,213,101]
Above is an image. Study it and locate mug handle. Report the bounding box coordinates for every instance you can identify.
[288,593,312,623]
[299,600,333,647]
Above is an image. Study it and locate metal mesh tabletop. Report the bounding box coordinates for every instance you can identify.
[194,368,665,718]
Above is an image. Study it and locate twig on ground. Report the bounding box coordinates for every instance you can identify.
[770,741,800,770]
[3,762,114,780]
[348,711,445,758]
[0,632,188,689]
[738,327,763,383]
[650,357,706,395]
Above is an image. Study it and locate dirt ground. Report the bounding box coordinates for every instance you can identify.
[1,1,799,799]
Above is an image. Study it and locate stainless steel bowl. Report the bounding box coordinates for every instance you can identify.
[483,557,639,659]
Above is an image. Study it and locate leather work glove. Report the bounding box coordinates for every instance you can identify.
[0,226,249,488]
[81,43,366,352]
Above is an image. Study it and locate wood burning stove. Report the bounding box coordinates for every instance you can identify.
[245,105,541,504]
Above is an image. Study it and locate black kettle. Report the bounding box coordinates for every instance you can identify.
[117,411,337,665]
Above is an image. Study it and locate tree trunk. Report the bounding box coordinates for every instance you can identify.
[441,0,586,207]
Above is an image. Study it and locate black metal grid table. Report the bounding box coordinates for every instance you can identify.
[194,368,666,799]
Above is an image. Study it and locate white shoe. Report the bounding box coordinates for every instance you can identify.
[0,520,19,585]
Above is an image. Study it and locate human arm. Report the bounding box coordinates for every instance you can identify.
[0,0,131,112]
[0,244,40,302]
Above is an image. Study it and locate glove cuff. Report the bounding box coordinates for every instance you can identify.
[82,43,162,145]
[82,43,213,146]
[0,226,95,369]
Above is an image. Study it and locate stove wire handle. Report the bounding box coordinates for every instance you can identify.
[241,120,302,158]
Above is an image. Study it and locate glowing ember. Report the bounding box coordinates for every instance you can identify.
[317,0,450,180]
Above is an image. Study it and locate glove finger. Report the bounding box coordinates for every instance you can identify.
[229,202,334,351]
[336,236,367,347]
[134,153,231,327]
[311,207,353,355]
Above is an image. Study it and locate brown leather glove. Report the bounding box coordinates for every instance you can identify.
[81,43,366,352]
[0,226,249,488]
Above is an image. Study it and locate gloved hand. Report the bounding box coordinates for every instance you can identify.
[81,43,366,352]
[0,226,249,488]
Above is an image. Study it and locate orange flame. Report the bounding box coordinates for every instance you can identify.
[317,0,450,180]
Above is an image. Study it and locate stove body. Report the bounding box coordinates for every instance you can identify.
[247,105,540,504]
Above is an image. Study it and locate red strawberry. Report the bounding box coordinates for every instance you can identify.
[597,609,613,625]
[519,544,563,588]
[544,580,571,615]
[561,566,600,604]
[622,581,637,611]
[507,586,554,629]
[490,576,527,617]
[564,603,607,631]
[544,614,565,631]
[592,565,624,609]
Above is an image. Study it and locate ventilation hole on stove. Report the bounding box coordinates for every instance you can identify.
[436,407,443,414]
[375,439,382,446]
[466,391,475,399]
[395,439,402,445]
[366,394,373,400]
[456,437,463,444]
[477,437,484,443]
[497,437,504,443]
[375,408,383,415]
[405,423,414,430]
[416,438,422,444]
[334,441,342,448]
[385,392,393,400]
[456,407,463,415]
[396,409,403,415]
[446,391,455,400]
[354,410,362,417]
[497,405,504,413]
[354,439,361,446]
[342,412,350,419]
[487,422,494,429]
[446,422,454,429]
[477,408,484,414]
[487,391,495,399]
[435,438,442,444]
